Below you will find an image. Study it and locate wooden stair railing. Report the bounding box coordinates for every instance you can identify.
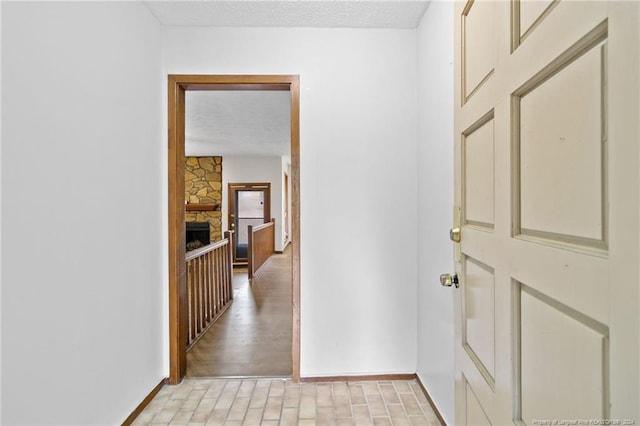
[248,219,275,279]
[185,230,234,349]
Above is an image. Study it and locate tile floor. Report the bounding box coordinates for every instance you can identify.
[133,378,442,426]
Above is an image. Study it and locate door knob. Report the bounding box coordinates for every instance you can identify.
[450,227,461,243]
[440,273,459,288]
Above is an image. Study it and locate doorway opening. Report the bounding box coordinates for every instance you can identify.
[168,75,300,384]
[228,183,271,263]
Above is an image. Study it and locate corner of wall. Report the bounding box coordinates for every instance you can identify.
[415,1,456,424]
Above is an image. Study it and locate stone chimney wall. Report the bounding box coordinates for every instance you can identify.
[185,156,222,242]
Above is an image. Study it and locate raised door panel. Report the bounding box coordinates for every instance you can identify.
[463,114,495,229]
[517,283,608,423]
[463,0,496,101]
[515,0,558,47]
[463,257,495,386]
[465,380,492,426]
[516,38,607,248]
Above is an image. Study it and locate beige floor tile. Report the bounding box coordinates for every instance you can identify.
[181,390,206,412]
[240,407,263,425]
[423,408,444,426]
[420,403,439,419]
[393,381,413,394]
[189,379,215,390]
[203,381,226,400]
[214,383,240,410]
[299,394,317,419]
[157,386,175,397]
[280,407,299,426]
[190,398,216,423]
[352,405,372,426]
[132,410,156,425]
[205,408,229,425]
[301,382,318,397]
[365,394,387,418]
[400,393,423,416]
[172,382,196,400]
[333,394,352,418]
[153,399,183,423]
[256,379,272,388]
[262,397,283,420]
[409,415,430,425]
[169,410,193,425]
[283,385,301,408]
[316,406,335,421]
[362,382,380,395]
[333,382,349,396]
[316,384,333,407]
[387,404,411,425]
[410,383,429,405]
[136,379,442,426]
[348,383,366,405]
[237,381,256,398]
[248,384,269,409]
[145,398,170,415]
[226,397,250,421]
[379,384,401,404]
[268,380,285,398]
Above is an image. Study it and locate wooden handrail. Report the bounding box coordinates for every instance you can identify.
[251,221,274,232]
[185,238,228,262]
[185,231,234,350]
[248,219,275,279]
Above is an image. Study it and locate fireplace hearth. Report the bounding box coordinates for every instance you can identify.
[186,222,210,251]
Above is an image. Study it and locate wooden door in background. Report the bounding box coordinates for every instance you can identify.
[228,183,271,263]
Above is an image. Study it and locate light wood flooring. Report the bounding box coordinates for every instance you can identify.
[187,248,292,377]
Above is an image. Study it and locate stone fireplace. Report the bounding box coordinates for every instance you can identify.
[185,156,223,244]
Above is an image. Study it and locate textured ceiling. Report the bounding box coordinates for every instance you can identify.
[145,1,431,29]
[185,91,291,157]
[169,1,431,158]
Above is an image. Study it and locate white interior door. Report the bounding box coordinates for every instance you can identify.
[452,1,639,424]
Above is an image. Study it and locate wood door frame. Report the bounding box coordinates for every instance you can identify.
[228,182,271,263]
[283,172,290,246]
[168,74,301,384]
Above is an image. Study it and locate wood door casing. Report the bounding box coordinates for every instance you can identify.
[284,172,290,245]
[168,75,301,384]
[453,1,639,423]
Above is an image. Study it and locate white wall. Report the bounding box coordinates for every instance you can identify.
[222,156,285,252]
[416,1,455,424]
[0,1,3,421]
[163,27,419,376]
[1,3,164,424]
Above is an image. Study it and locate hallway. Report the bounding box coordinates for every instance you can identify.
[187,248,292,377]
